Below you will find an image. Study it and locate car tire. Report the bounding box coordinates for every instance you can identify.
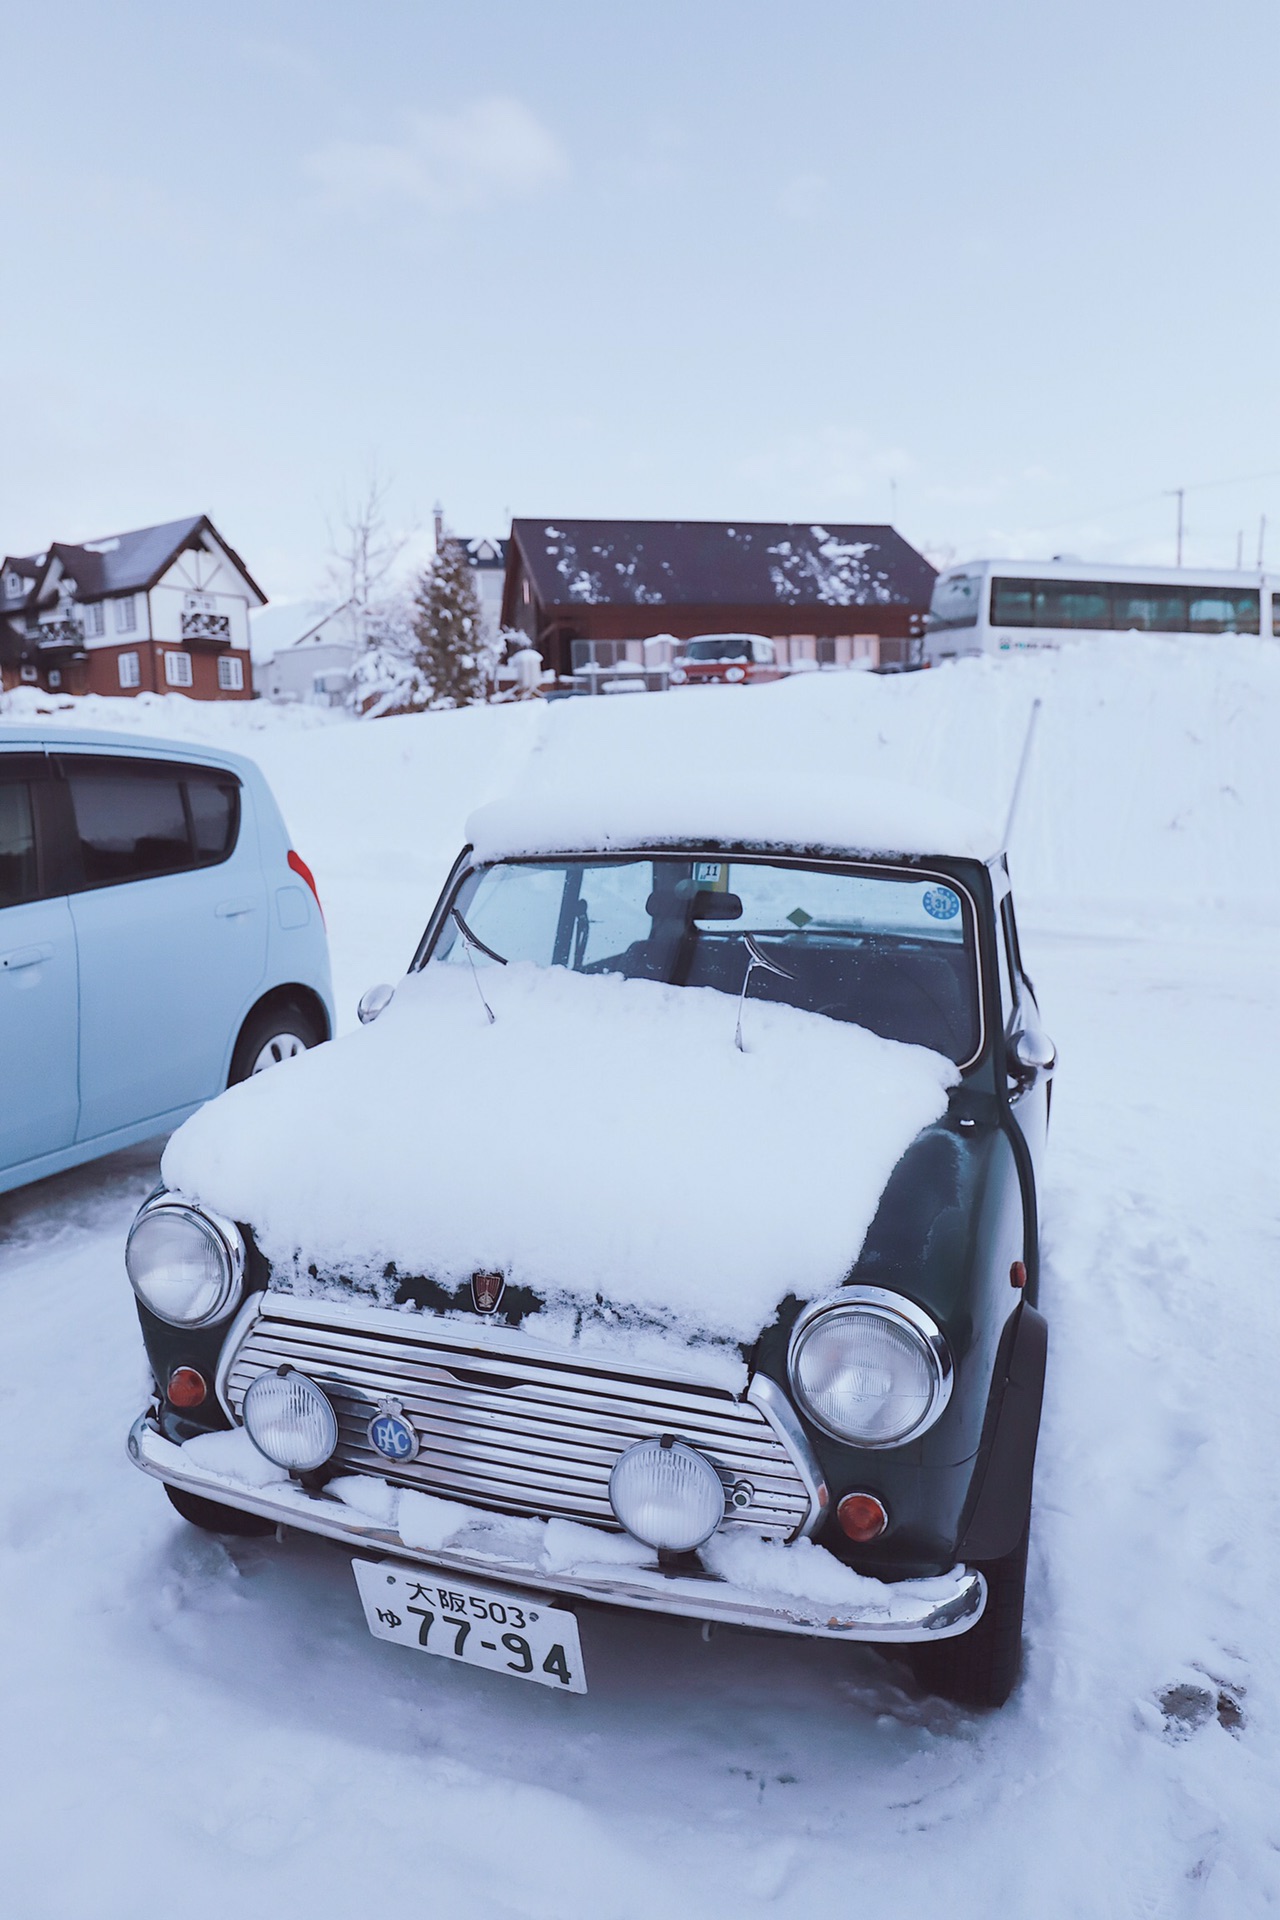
[164,1482,276,1537]
[228,1002,324,1085]
[907,1523,1029,1709]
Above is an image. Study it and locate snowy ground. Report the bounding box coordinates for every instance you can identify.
[3,657,1279,1917]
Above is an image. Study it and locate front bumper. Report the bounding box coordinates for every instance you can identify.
[129,1412,986,1644]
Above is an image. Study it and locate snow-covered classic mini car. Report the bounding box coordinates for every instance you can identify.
[125,769,1053,1707]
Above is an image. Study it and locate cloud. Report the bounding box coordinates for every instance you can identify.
[306,97,568,214]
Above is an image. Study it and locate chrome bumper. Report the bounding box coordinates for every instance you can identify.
[128,1412,986,1645]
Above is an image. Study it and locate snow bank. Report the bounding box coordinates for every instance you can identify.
[162,960,957,1344]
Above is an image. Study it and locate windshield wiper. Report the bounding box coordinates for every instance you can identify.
[735,933,794,1053]
[451,906,506,1024]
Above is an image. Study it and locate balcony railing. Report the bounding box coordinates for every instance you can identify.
[32,618,85,652]
[181,611,232,642]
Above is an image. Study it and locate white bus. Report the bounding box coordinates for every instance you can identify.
[923,557,1280,665]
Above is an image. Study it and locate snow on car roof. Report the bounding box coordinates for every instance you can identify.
[468,766,999,865]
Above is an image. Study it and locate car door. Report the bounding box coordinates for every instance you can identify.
[56,751,268,1141]
[0,749,80,1173]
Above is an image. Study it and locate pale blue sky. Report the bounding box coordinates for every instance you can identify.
[2,0,1277,606]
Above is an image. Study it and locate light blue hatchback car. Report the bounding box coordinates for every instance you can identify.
[0,725,333,1195]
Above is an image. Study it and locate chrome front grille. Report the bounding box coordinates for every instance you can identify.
[222,1294,814,1539]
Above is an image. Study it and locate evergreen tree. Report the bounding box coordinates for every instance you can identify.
[410,533,492,708]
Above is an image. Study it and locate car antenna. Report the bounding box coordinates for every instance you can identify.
[735,933,794,1053]
[1002,697,1042,850]
[451,906,506,1025]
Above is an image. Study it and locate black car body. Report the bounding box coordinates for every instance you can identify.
[126,802,1052,1708]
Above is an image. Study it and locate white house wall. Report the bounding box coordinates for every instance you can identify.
[150,550,253,649]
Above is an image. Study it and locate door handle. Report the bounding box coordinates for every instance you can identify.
[0,944,53,970]
[215,899,256,919]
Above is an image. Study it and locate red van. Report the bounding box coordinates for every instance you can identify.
[669,633,783,687]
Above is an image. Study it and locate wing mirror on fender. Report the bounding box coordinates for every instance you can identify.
[1010,1021,1057,1075]
[357,984,395,1026]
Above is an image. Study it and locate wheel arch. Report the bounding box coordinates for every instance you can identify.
[229,982,332,1080]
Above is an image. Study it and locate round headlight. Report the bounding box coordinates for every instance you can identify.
[609,1436,726,1552]
[788,1292,952,1448]
[242,1368,338,1473]
[125,1197,243,1327]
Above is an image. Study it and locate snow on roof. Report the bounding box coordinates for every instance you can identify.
[510,518,937,612]
[162,963,958,1349]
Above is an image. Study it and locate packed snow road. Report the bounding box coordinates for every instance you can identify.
[2,657,1279,1917]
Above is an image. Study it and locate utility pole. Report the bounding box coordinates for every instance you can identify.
[1258,515,1267,570]
[1166,488,1185,566]
[890,477,898,527]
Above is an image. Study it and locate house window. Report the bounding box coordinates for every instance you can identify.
[47,670,62,688]
[83,601,105,639]
[114,595,137,634]
[19,664,37,683]
[216,654,244,691]
[164,651,193,688]
[118,651,141,689]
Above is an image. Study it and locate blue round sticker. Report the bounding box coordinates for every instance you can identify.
[922,886,960,921]
[369,1406,419,1463]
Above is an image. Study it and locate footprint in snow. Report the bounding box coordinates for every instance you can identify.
[1154,1678,1245,1740]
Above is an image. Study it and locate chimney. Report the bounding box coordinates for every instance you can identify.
[433,502,444,552]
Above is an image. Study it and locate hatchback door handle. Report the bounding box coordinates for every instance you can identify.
[0,944,53,970]
[216,898,256,919]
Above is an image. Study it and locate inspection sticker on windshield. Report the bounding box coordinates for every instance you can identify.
[351,1559,587,1693]
[922,886,960,920]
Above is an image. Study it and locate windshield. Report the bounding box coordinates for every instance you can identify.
[684,636,751,660]
[431,855,980,1064]
[927,572,985,631]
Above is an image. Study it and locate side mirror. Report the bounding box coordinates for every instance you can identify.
[357,983,395,1026]
[1011,1022,1056,1074]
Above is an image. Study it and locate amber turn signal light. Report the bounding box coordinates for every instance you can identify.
[836,1492,888,1543]
[167,1366,208,1409]
[1010,1260,1027,1289]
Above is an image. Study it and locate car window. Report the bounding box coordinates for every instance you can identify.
[60,755,240,888]
[436,856,982,1065]
[186,771,240,864]
[0,778,38,908]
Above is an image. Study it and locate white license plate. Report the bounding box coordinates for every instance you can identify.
[351,1559,587,1694]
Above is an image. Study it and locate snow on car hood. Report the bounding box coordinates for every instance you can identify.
[162,964,958,1348]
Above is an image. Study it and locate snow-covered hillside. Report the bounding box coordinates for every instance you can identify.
[2,647,1278,1916]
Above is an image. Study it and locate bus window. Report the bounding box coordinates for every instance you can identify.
[990,579,1034,627]
[1187,591,1259,635]
[1112,588,1188,632]
[1035,584,1111,629]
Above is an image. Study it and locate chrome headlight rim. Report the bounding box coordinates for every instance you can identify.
[125,1191,245,1328]
[787,1287,953,1450]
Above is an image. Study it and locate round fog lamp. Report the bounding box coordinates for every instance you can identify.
[242,1368,338,1473]
[608,1436,726,1552]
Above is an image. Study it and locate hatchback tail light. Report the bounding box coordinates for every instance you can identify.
[287,849,325,926]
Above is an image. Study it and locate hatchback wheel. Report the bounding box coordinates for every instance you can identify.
[228,1004,324,1086]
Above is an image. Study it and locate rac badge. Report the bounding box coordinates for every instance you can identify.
[471,1270,506,1314]
[368,1399,419,1464]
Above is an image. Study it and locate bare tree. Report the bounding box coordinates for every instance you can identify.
[325,467,410,646]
